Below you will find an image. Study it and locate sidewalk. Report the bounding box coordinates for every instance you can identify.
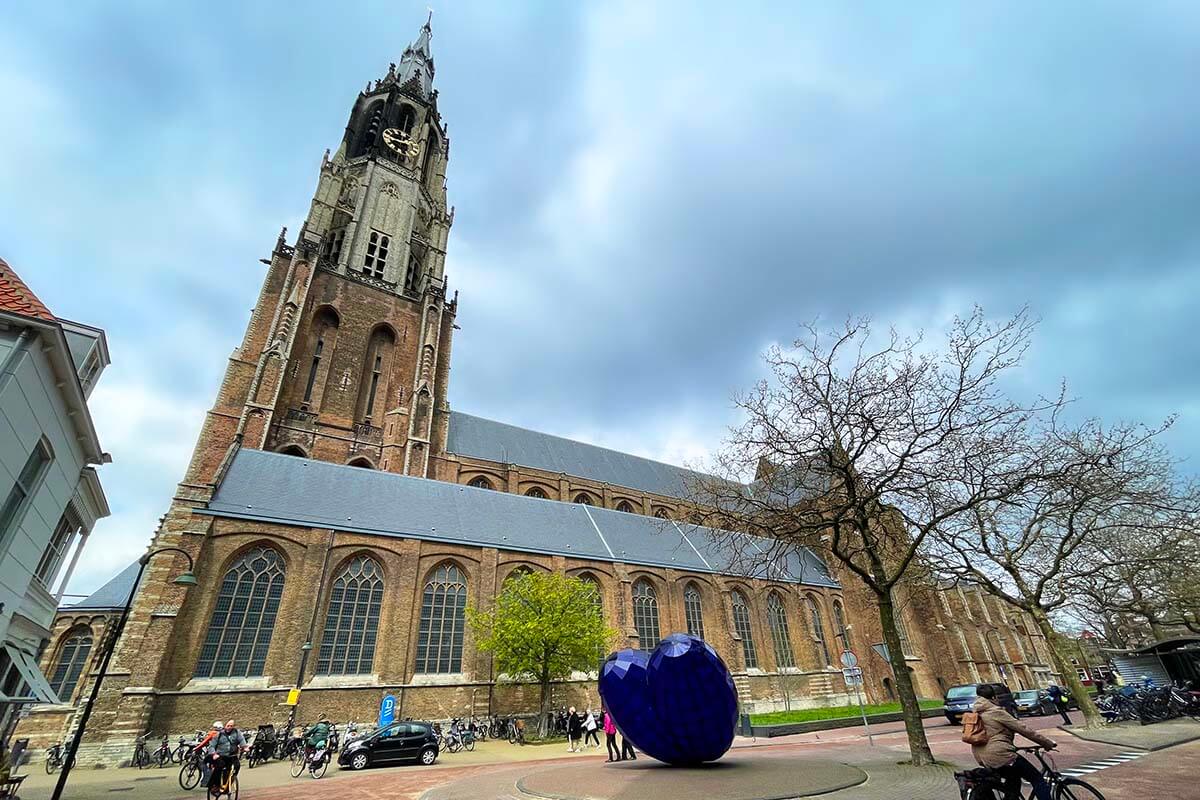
[1059,717,1200,751]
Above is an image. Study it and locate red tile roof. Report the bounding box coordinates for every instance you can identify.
[0,257,56,322]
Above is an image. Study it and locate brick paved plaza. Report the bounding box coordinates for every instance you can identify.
[15,712,1200,800]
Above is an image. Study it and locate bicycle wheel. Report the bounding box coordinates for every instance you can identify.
[290,756,306,778]
[311,756,328,779]
[1056,778,1106,799]
[180,762,201,791]
[465,738,475,752]
[230,774,239,800]
[45,757,56,774]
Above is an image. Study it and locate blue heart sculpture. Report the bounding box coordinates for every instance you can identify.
[599,633,738,765]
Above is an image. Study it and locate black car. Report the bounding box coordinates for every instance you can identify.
[943,683,1016,725]
[1013,689,1050,717]
[337,721,438,770]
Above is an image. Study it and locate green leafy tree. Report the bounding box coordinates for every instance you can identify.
[468,571,617,736]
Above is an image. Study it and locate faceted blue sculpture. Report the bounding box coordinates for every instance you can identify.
[599,633,738,765]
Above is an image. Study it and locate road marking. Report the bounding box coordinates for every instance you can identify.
[1060,751,1145,777]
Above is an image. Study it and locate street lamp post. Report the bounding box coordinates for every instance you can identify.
[51,547,197,800]
[835,625,873,746]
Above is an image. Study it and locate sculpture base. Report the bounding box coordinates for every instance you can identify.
[515,753,867,800]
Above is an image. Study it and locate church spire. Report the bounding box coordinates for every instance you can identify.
[395,13,435,100]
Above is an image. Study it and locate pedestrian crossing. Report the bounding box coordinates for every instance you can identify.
[1059,751,1145,777]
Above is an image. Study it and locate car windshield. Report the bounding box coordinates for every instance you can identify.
[1015,690,1038,701]
[946,686,977,700]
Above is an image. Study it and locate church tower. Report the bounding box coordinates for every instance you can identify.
[186,14,456,485]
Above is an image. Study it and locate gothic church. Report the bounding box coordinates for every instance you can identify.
[19,20,1059,762]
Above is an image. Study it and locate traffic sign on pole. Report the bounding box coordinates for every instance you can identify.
[842,666,864,686]
[840,649,859,668]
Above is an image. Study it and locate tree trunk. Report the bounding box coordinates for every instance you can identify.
[1031,608,1102,728]
[876,591,936,765]
[538,662,552,738]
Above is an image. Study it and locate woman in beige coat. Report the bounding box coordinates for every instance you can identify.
[971,684,1057,800]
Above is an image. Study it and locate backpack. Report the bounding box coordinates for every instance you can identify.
[960,711,989,745]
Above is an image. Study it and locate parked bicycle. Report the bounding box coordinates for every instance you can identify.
[956,745,1104,799]
[44,742,69,774]
[178,747,206,791]
[131,734,152,769]
[152,734,174,768]
[172,735,197,764]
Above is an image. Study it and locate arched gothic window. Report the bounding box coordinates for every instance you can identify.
[347,457,374,469]
[415,563,467,674]
[525,487,547,499]
[356,326,395,423]
[632,580,660,646]
[615,501,634,513]
[832,599,851,651]
[573,493,593,506]
[195,546,286,678]
[683,583,705,639]
[731,591,758,668]
[317,555,384,675]
[469,476,493,490]
[278,445,307,458]
[806,595,832,667]
[896,613,915,657]
[653,508,670,519]
[301,308,339,409]
[49,629,92,701]
[767,592,795,669]
[398,104,417,134]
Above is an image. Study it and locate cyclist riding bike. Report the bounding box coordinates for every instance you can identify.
[970,684,1057,800]
[205,719,246,796]
[304,713,331,752]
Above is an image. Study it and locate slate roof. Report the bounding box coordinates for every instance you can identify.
[0,257,56,322]
[64,560,140,611]
[203,448,838,589]
[445,411,730,501]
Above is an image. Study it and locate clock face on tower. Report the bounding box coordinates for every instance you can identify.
[382,128,421,160]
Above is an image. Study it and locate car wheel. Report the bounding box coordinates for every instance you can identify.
[350,752,369,771]
[420,747,437,766]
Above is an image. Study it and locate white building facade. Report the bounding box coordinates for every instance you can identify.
[0,258,109,743]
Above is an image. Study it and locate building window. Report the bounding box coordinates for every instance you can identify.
[806,595,832,667]
[731,591,758,669]
[683,583,705,639]
[615,500,634,513]
[895,613,915,657]
[0,439,53,547]
[363,230,389,279]
[832,600,850,651]
[36,513,79,588]
[653,508,670,519]
[632,579,660,646]
[321,228,346,265]
[404,255,421,294]
[415,563,467,674]
[573,493,593,505]
[49,629,92,702]
[468,476,493,490]
[303,337,324,404]
[524,487,547,499]
[363,354,384,419]
[767,592,795,669]
[317,555,384,675]
[194,546,286,678]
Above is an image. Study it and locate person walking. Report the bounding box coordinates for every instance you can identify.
[566,706,583,752]
[603,710,620,762]
[1046,684,1072,726]
[583,707,600,747]
[971,684,1057,800]
[620,732,636,761]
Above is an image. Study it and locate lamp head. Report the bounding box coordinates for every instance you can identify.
[173,572,198,587]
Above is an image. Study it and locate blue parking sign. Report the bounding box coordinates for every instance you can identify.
[379,693,396,727]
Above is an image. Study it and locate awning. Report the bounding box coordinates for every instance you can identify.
[0,643,60,705]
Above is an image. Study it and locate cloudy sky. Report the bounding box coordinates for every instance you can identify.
[2,1,1198,595]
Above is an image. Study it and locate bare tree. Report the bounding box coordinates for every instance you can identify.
[690,308,1050,766]
[927,416,1194,727]
[1070,523,1200,644]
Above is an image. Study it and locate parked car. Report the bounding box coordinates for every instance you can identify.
[337,721,439,770]
[1013,689,1050,717]
[943,683,1016,725]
